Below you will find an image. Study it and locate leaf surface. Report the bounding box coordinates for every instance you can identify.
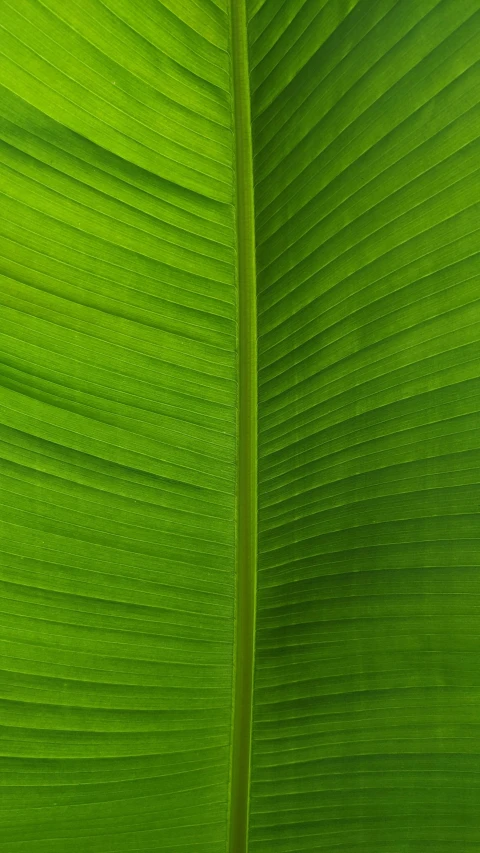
[249,1,480,850]
[1,1,480,851]
[0,1,237,850]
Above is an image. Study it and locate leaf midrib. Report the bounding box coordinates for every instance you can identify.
[228,0,257,851]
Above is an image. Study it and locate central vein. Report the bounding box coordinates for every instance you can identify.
[228,0,257,850]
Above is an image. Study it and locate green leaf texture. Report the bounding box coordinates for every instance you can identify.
[0,1,237,850]
[1,1,480,851]
[250,1,480,851]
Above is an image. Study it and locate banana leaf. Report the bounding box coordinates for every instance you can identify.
[0,1,479,851]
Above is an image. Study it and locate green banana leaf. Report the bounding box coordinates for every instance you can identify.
[1,0,479,850]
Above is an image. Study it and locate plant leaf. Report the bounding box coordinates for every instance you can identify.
[1,1,480,851]
[0,0,238,850]
[249,0,480,850]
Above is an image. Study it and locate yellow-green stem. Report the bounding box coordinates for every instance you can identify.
[229,0,257,850]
